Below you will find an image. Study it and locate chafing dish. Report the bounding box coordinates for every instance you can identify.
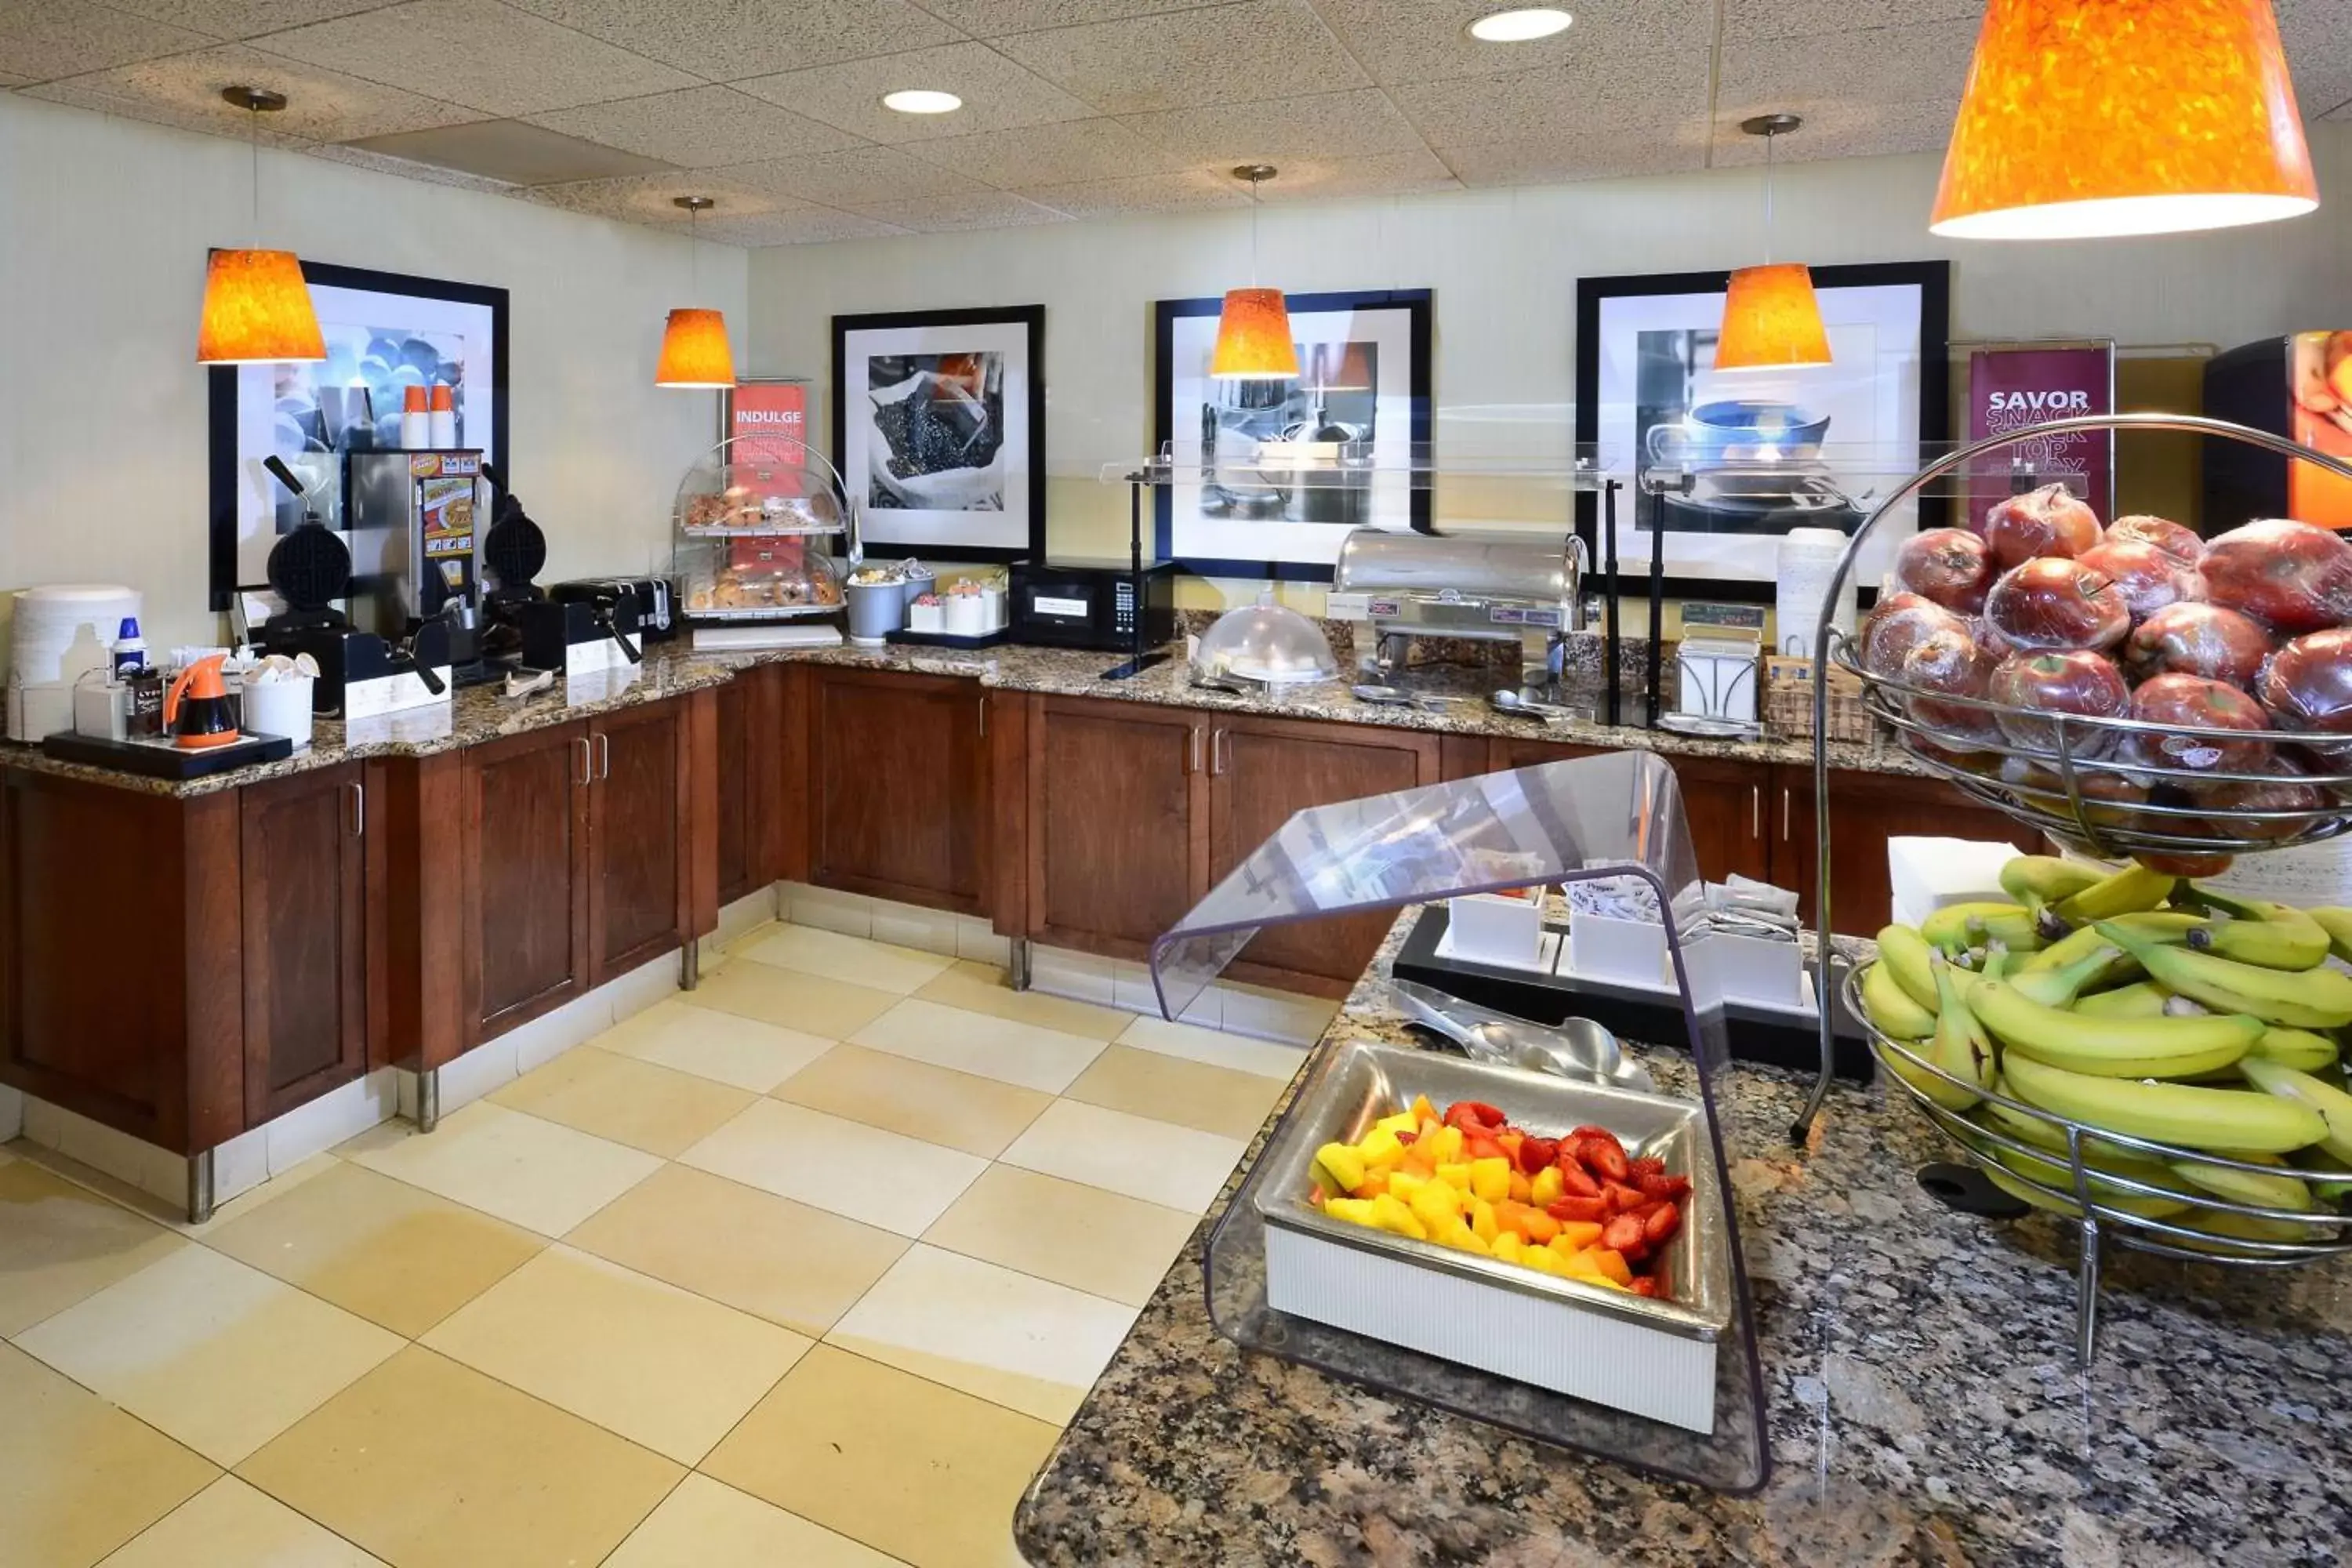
[1332,528,1586,681]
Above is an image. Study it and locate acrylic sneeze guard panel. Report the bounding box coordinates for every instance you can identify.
[1155,751,1773,1494]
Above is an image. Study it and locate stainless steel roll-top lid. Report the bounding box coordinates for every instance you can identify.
[1333,528,1581,611]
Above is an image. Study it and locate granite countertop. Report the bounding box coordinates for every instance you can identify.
[1,634,1924,797]
[1014,913,2352,1567]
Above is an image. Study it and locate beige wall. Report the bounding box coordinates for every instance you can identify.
[0,93,748,652]
[746,125,2352,620]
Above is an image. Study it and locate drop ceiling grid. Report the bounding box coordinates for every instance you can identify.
[4,0,2347,241]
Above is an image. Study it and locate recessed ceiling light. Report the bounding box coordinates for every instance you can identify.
[883,89,963,114]
[1468,7,1571,42]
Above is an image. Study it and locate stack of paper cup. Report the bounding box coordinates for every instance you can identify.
[9,585,140,740]
[1774,528,1855,659]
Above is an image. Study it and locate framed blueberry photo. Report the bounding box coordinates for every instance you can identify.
[1153,288,1432,581]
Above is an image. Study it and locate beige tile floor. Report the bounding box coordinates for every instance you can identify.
[0,920,1314,1568]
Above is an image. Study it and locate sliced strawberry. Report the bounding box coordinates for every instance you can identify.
[1632,1171,1691,1202]
[1569,1125,1615,1142]
[1601,1212,1646,1257]
[1545,1195,1610,1224]
[1394,1129,1417,1145]
[1578,1134,1630,1183]
[1601,1180,1647,1215]
[1465,1135,1508,1163]
[1642,1201,1682,1248]
[1515,1135,1559,1175]
[1445,1101,1506,1131]
[1625,1156,1666,1179]
[1553,1159,1602,1199]
[1627,1276,1660,1298]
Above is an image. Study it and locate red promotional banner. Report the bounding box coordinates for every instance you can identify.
[1966,344,2113,525]
[728,379,808,467]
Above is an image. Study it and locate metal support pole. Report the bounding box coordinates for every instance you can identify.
[185,1149,215,1226]
[416,1067,441,1134]
[681,935,702,992]
[1008,936,1033,992]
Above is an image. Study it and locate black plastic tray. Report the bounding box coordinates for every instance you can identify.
[885,625,1009,649]
[1391,906,1873,1080]
[40,731,295,780]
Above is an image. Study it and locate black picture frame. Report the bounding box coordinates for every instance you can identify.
[207,260,510,612]
[831,303,1047,565]
[1573,260,1950,604]
[1152,288,1433,582]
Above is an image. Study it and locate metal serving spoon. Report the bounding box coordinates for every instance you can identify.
[1490,688,1584,723]
[1389,979,1653,1092]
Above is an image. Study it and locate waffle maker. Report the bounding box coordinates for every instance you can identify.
[475,464,643,674]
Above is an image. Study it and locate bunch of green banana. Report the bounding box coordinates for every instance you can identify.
[2238,1058,2352,1162]
[1919,901,2045,956]
[1976,1094,2196,1216]
[2174,887,2332,970]
[2097,921,2352,1029]
[1999,855,2107,935]
[1875,953,1996,1113]
[2250,1027,2342,1073]
[2002,1051,2328,1154]
[2051,862,2174,925]
[1968,977,2260,1078]
[2019,911,2199,989]
[1875,924,1941,1011]
[1860,961,1935,1041]
[2307,906,2352,964]
[2165,1152,2316,1213]
[2072,981,2172,1020]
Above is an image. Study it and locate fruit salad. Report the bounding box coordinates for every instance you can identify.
[1308,1097,1686,1298]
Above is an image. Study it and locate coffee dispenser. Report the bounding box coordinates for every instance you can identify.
[345,449,492,684]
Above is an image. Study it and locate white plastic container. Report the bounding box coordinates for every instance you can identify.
[1563,909,1668,988]
[241,673,316,750]
[943,593,986,636]
[1446,891,1545,968]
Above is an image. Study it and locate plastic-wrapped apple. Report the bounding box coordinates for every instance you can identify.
[1900,625,2000,739]
[2259,625,2352,753]
[2000,755,2158,834]
[2138,850,2237,877]
[1857,591,1966,678]
[2107,514,2204,566]
[1984,557,2131,652]
[2129,672,2270,773]
[1977,482,2102,568]
[2075,538,2201,622]
[2200,518,2352,635]
[1893,528,1996,613]
[2121,601,2273,689]
[1987,650,2130,753]
[2191,758,2325,842]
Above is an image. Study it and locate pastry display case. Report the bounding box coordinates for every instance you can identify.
[670,435,858,630]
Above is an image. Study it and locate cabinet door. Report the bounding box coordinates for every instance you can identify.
[713,674,753,907]
[1209,716,1441,993]
[1028,698,1206,957]
[1666,756,1773,887]
[239,764,368,1125]
[589,699,687,985]
[1484,736,1605,772]
[1773,765,2042,936]
[811,668,989,915]
[463,721,590,1041]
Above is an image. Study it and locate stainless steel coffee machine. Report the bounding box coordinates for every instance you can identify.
[1333,528,1587,682]
[345,449,492,685]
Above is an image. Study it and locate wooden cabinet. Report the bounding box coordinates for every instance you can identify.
[1208,713,1443,993]
[1777,764,2042,936]
[588,699,689,983]
[811,666,989,916]
[714,663,789,907]
[239,765,368,1125]
[461,721,592,1043]
[1026,698,1207,957]
[1671,755,1773,887]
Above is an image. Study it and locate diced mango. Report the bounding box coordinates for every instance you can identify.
[1388,1171,1428,1205]
[1436,1161,1473,1192]
[1490,1231,1524,1265]
[1469,1198,1498,1243]
[1427,1125,1465,1165]
[1497,1130,1524,1163]
[1552,1220,1604,1251]
[1351,1173,1389,1200]
[1408,1183,1461,1236]
[1530,1165,1565,1208]
[1357,1127,1404,1168]
[1374,1111,1419,1138]
[1557,1246,1603,1279]
[1370,1192,1426,1241]
[1507,1171,1534,1205]
[1468,1156,1512,1203]
[1519,1244,1564,1276]
[1588,1247,1634,1286]
[1315,1142,1367,1193]
[1399,1152,1437,1180]
[1324,1198,1378,1228]
[1439,1221,1489,1255]
[1408,1094,1437,1123]
[1519,1210,1560,1245]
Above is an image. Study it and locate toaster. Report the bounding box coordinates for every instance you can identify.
[548,577,677,643]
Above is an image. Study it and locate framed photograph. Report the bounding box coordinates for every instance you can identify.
[831,305,1044,562]
[1573,261,1949,603]
[208,260,508,612]
[1153,288,1432,581]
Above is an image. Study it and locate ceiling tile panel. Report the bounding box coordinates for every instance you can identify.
[1708,99,1958,166]
[996,0,1368,115]
[1307,0,1710,87]
[1710,20,1976,163]
[1119,85,1425,165]
[716,143,989,205]
[2277,0,2352,122]
[910,0,1225,37]
[532,166,807,224]
[306,138,525,191]
[0,0,217,82]
[1720,0,1981,42]
[107,0,391,36]
[1392,50,1712,150]
[1016,166,1247,216]
[699,207,910,243]
[25,43,474,143]
[735,40,1091,142]
[261,0,698,116]
[530,85,866,166]
[502,0,964,80]
[845,187,1074,230]
[1441,123,1710,187]
[907,115,1185,185]
[1248,147,1457,201]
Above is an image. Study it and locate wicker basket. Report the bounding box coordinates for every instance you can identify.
[1764,655,1869,743]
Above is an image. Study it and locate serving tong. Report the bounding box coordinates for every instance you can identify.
[1390,979,1652,1092]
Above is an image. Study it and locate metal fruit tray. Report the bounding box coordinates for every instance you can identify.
[1841,967,2352,1357]
[1829,633,2352,861]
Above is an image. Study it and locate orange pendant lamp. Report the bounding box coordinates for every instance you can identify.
[1211,165,1299,381]
[1714,115,1829,373]
[197,89,325,365]
[657,197,736,390]
[1932,0,2318,240]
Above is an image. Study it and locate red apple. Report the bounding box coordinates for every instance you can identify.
[2199,518,2352,635]
[2075,538,2201,622]
[1977,483,2102,568]
[2191,758,2325,843]
[1987,650,2130,754]
[1900,626,2000,740]
[2129,672,2271,774]
[2000,755,2159,836]
[1893,528,1997,614]
[2121,601,2273,690]
[2107,514,2203,566]
[2138,851,2237,877]
[1984,557,2131,652]
[1858,592,1966,680]
[2259,625,2352,754]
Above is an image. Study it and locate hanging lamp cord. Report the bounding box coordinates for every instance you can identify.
[1762,126,1775,265]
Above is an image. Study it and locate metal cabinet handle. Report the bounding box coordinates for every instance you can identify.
[1782,787,1791,842]
[1749,784,1760,840]
[347,781,364,837]
[1210,728,1229,776]
[1188,724,1203,775]
[978,695,987,739]
[576,735,593,786]
[597,731,611,782]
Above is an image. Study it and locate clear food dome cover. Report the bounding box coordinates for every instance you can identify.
[1192,592,1338,687]
[673,434,852,536]
[670,434,857,625]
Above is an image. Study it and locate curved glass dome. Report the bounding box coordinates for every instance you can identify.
[1192,594,1338,688]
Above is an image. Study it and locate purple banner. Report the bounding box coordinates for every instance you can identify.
[1967,344,2114,524]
